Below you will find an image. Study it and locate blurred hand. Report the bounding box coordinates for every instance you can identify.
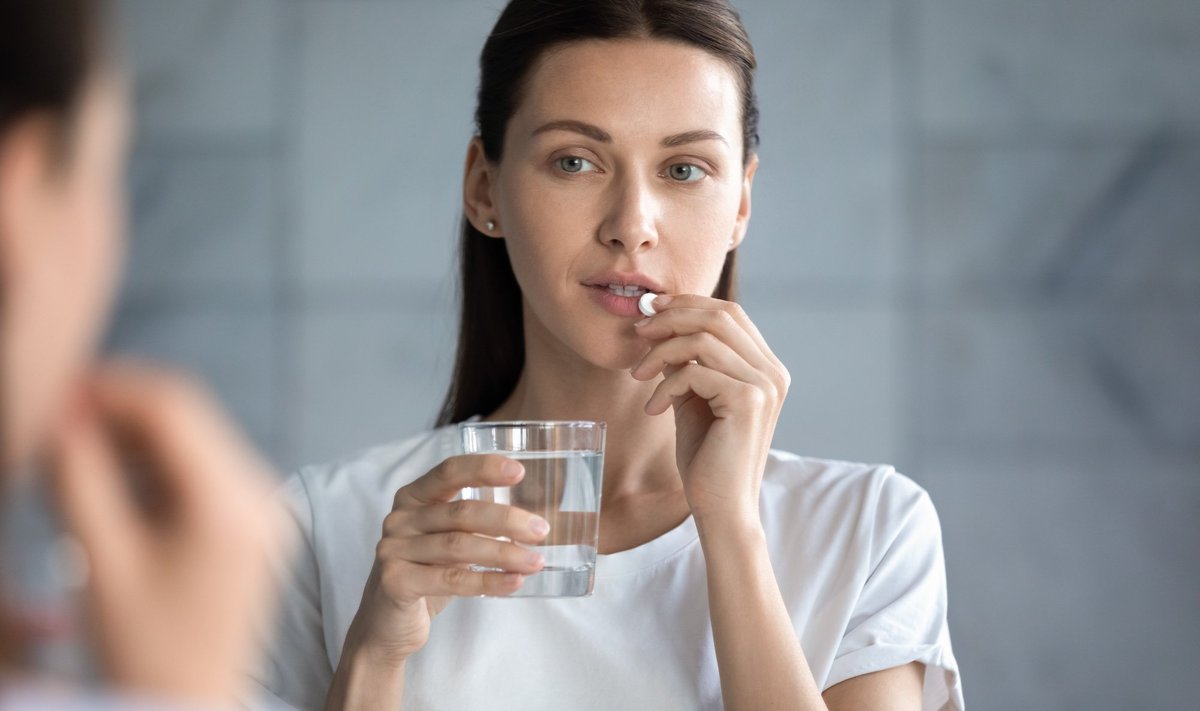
[48,362,288,707]
[340,455,549,667]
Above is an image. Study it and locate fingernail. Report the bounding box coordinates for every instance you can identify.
[503,573,523,586]
[529,517,550,537]
[525,551,544,567]
[503,459,524,479]
[634,318,651,327]
[653,294,673,308]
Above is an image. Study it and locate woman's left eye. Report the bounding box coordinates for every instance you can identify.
[556,156,597,174]
[666,163,708,182]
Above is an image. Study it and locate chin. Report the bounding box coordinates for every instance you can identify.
[572,330,650,373]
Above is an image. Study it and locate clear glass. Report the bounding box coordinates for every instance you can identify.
[459,421,605,597]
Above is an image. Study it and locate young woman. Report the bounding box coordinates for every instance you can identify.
[256,1,964,709]
[0,1,285,707]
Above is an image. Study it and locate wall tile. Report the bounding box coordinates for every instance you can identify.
[744,298,902,466]
[911,303,1200,449]
[739,0,898,283]
[918,0,1200,134]
[918,447,1200,710]
[915,138,1200,296]
[286,285,457,469]
[118,0,283,136]
[294,0,498,287]
[104,294,280,462]
[123,150,277,294]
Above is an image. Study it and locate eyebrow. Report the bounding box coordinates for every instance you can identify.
[531,120,728,148]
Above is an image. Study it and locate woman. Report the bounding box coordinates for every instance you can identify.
[256,1,964,709]
[1,1,284,707]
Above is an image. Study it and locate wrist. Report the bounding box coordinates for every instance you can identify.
[693,506,764,546]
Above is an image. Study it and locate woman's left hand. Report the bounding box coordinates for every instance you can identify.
[630,294,790,524]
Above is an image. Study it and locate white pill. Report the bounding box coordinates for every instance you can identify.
[638,292,659,317]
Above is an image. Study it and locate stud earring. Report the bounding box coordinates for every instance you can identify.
[485,221,496,232]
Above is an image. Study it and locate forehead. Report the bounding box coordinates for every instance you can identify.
[513,38,742,140]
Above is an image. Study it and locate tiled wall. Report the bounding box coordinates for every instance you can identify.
[109,1,1200,707]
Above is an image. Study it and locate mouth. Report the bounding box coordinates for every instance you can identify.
[597,283,652,298]
[582,271,664,296]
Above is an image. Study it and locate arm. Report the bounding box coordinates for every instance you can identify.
[631,295,927,710]
[321,455,549,711]
[699,512,925,711]
[697,512,825,710]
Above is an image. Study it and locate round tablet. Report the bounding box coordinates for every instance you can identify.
[638,292,659,317]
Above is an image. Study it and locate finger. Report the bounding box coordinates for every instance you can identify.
[47,395,144,585]
[645,362,759,417]
[630,331,760,384]
[379,558,525,602]
[634,305,769,370]
[639,294,780,367]
[395,499,551,545]
[395,532,545,574]
[86,363,275,516]
[396,454,524,508]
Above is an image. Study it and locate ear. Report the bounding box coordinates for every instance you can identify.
[462,136,503,238]
[0,114,58,283]
[729,152,758,251]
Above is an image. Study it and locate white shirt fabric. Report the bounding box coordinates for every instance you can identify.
[252,421,964,711]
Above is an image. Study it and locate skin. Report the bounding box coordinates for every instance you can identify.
[327,38,923,710]
[0,67,287,705]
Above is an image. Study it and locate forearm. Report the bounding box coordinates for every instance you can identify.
[323,644,407,711]
[697,513,827,711]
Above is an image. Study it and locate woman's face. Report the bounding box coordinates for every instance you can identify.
[0,69,130,471]
[483,38,756,371]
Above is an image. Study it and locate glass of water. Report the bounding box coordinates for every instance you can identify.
[459,420,605,597]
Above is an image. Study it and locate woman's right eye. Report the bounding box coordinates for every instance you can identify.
[556,156,597,174]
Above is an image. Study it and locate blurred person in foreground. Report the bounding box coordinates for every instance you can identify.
[0,1,287,708]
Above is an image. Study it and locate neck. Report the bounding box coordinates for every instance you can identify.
[484,307,682,504]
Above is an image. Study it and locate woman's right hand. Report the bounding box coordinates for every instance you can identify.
[342,454,550,665]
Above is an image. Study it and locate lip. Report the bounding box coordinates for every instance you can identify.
[581,270,665,319]
[585,285,647,317]
[582,270,665,293]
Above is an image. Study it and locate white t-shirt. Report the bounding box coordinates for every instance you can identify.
[252,422,964,711]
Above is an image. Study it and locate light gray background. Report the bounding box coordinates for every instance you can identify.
[107,1,1200,708]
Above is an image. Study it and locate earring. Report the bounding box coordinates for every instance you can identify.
[485,221,496,232]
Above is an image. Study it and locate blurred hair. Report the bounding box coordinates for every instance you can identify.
[0,0,104,162]
[437,0,759,426]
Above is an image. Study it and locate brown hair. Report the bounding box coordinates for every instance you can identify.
[0,0,104,160]
[436,0,759,427]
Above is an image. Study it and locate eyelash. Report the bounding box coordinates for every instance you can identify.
[552,154,714,185]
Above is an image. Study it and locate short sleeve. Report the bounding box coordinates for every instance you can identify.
[825,474,965,710]
[244,473,333,711]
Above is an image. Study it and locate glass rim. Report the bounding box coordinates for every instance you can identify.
[458,420,606,430]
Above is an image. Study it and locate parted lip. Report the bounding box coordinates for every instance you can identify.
[582,270,665,293]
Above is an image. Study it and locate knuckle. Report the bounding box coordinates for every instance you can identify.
[381,510,403,536]
[729,302,748,320]
[447,498,472,522]
[444,531,470,555]
[378,559,407,592]
[442,566,468,590]
[441,456,467,481]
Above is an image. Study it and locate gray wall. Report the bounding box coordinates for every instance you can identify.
[109,1,1200,708]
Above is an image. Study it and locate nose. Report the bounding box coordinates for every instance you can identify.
[597,174,659,253]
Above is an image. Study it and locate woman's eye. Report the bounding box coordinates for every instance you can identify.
[667,163,708,182]
[556,156,597,174]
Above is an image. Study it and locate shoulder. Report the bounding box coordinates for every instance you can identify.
[281,424,460,524]
[759,449,941,563]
